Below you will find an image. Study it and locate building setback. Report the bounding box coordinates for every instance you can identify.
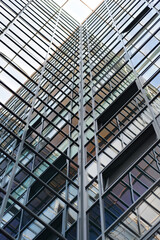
[0,0,160,239]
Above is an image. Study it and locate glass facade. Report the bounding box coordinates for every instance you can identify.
[0,0,159,239]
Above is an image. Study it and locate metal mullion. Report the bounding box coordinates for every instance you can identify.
[40,76,78,105]
[87,3,106,25]
[0,187,67,240]
[0,86,79,137]
[26,5,56,27]
[0,81,77,187]
[55,20,75,38]
[85,88,141,133]
[92,57,130,90]
[1,39,44,74]
[120,220,141,238]
[100,181,160,239]
[93,42,123,73]
[152,149,160,172]
[37,121,78,150]
[1,0,21,14]
[86,142,159,214]
[36,96,79,131]
[0,228,15,240]
[135,53,159,75]
[106,191,129,209]
[3,161,76,221]
[97,96,141,134]
[16,17,78,68]
[118,107,137,125]
[110,0,129,19]
[121,177,141,202]
[88,15,111,41]
[140,221,160,240]
[0,67,35,99]
[0,55,38,92]
[0,0,33,39]
[98,107,149,156]
[97,126,117,143]
[146,0,160,15]
[6,28,43,62]
[6,162,69,214]
[77,24,87,240]
[30,1,54,20]
[87,8,111,36]
[144,198,160,214]
[88,218,102,232]
[134,165,157,183]
[1,47,78,99]
[0,72,79,123]
[103,204,123,221]
[147,151,160,169]
[1,8,14,22]
[1,3,16,20]
[45,61,79,88]
[0,146,78,212]
[0,115,79,169]
[105,0,160,141]
[118,107,145,132]
[118,113,143,135]
[11,0,26,9]
[102,141,160,198]
[90,26,116,53]
[62,54,76,237]
[87,5,105,27]
[17,195,78,239]
[86,19,107,240]
[111,0,130,14]
[21,10,55,35]
[148,92,160,108]
[55,28,73,44]
[93,71,134,117]
[152,190,160,201]
[116,0,145,28]
[123,12,158,44]
[57,16,79,36]
[90,25,116,52]
[143,69,160,89]
[0,120,79,178]
[133,42,159,69]
[15,18,78,67]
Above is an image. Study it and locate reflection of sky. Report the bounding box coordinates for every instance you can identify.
[0,0,103,104]
[0,0,159,105]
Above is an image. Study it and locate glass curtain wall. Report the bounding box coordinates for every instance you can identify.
[0,0,159,240]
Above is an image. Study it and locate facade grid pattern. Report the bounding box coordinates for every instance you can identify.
[0,0,160,240]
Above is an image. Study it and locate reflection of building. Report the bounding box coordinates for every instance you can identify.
[0,0,160,240]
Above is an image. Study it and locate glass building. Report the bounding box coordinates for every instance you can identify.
[0,0,160,239]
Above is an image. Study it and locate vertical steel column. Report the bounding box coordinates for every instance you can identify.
[85,19,106,240]
[62,60,76,237]
[0,6,62,226]
[77,25,87,240]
